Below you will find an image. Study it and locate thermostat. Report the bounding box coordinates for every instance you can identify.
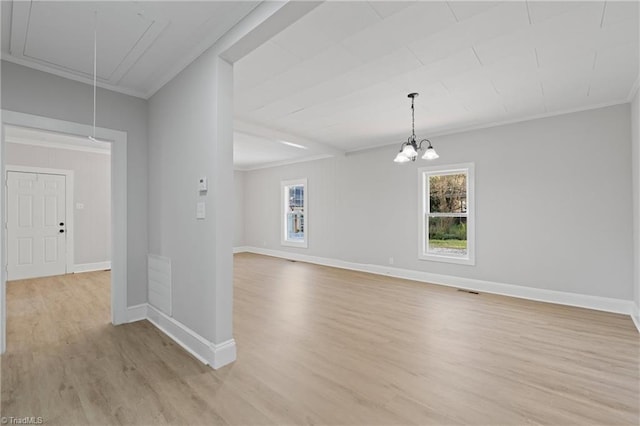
[198,176,208,192]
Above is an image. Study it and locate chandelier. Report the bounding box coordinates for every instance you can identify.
[393,93,439,163]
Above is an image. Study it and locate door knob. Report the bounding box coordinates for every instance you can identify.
[59,222,64,226]
[59,229,65,233]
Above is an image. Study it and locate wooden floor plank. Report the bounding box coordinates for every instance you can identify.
[1,253,638,425]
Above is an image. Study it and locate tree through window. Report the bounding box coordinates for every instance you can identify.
[420,164,475,265]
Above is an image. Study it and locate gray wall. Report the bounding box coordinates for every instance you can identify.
[632,91,640,319]
[234,170,245,247]
[1,61,148,306]
[5,142,111,266]
[148,49,234,343]
[243,104,633,301]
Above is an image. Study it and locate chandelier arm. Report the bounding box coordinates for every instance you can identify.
[418,139,432,150]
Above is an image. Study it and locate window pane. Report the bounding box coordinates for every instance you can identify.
[286,185,304,241]
[429,173,467,213]
[427,216,467,256]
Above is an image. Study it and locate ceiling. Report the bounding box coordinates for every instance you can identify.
[234,1,639,168]
[1,1,637,170]
[1,1,259,98]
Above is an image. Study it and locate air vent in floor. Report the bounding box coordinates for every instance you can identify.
[457,289,480,295]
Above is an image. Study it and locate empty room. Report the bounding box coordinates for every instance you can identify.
[1,1,639,425]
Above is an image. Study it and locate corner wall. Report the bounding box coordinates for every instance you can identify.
[631,90,640,329]
[148,48,234,351]
[243,104,634,306]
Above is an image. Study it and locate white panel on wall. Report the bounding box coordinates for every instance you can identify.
[148,254,172,316]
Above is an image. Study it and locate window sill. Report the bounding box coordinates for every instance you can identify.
[419,253,475,266]
[281,241,308,249]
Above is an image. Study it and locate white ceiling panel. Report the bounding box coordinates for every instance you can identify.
[461,1,530,45]
[341,2,456,62]
[594,41,639,76]
[536,45,596,71]
[2,1,259,98]
[406,3,530,68]
[527,1,604,25]
[234,41,303,92]
[598,15,640,48]
[10,1,165,82]
[235,0,638,168]
[446,1,501,22]
[239,48,424,125]
[237,44,364,113]
[268,2,381,62]
[234,132,315,171]
[367,1,414,19]
[602,0,639,27]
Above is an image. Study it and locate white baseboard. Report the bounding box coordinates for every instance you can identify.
[233,246,250,254]
[126,303,147,323]
[126,303,236,369]
[243,247,635,317]
[632,303,640,333]
[73,261,111,273]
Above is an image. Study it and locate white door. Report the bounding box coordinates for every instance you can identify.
[7,172,67,280]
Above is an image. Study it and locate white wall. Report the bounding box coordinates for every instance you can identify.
[1,61,148,305]
[5,142,111,266]
[632,90,640,327]
[234,170,245,247]
[148,49,234,345]
[243,104,633,302]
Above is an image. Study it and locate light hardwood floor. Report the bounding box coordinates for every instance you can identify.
[2,253,639,425]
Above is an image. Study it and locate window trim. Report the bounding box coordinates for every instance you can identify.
[418,163,475,265]
[281,178,308,248]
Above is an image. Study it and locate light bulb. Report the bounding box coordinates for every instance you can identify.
[401,143,417,158]
[394,151,410,163]
[422,146,439,160]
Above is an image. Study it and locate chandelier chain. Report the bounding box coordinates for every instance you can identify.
[393,92,439,163]
[411,96,415,139]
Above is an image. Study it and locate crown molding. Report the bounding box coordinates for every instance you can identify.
[1,54,147,99]
[346,98,632,155]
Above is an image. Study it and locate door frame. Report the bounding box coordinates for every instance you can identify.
[6,166,75,277]
[0,110,128,354]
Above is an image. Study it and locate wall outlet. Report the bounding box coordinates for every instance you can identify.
[389,257,394,265]
[196,202,206,219]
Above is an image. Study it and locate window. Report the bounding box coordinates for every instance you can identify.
[281,178,308,248]
[419,164,475,265]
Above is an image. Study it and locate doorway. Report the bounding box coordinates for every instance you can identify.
[0,111,128,354]
[6,170,70,280]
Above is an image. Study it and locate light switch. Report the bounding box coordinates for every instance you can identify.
[76,203,85,210]
[198,176,208,192]
[196,202,206,219]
